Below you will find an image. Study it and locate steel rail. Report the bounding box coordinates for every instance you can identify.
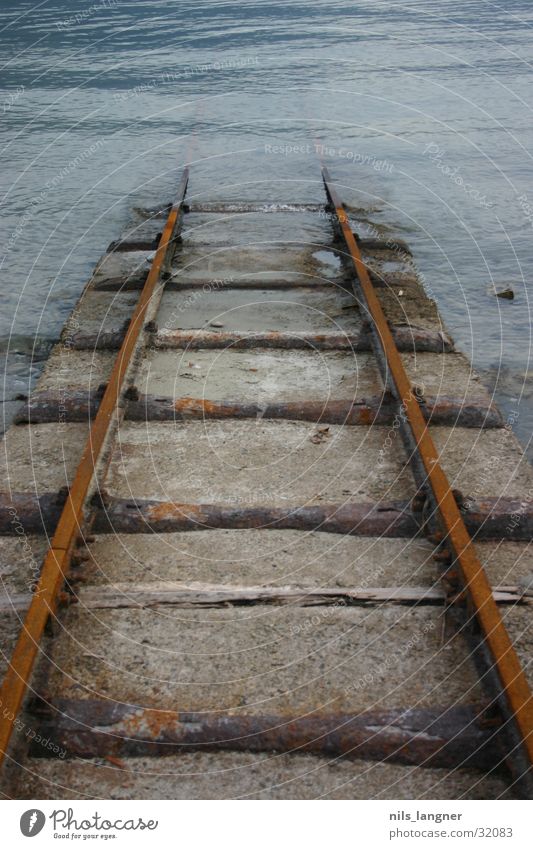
[0,167,190,768]
[322,167,533,795]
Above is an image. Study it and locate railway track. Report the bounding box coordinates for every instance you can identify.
[0,166,532,799]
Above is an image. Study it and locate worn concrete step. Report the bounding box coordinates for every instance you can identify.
[36,347,114,393]
[137,349,492,407]
[107,206,285,253]
[89,250,152,289]
[6,747,510,800]
[155,286,360,334]
[44,605,488,712]
[104,421,533,506]
[0,424,89,492]
[61,285,360,343]
[155,346,297,401]
[79,533,533,591]
[181,211,334,247]
[106,420,415,503]
[171,245,343,285]
[107,216,165,252]
[27,343,379,413]
[189,202,325,214]
[61,290,138,339]
[373,272,442,331]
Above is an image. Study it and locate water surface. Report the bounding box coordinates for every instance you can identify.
[1,0,533,451]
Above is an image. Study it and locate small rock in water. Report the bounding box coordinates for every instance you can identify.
[493,287,515,300]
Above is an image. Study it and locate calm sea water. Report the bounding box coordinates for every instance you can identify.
[1,0,533,452]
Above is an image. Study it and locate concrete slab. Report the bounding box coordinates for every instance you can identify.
[0,424,89,492]
[105,421,528,505]
[171,246,344,285]
[37,348,115,392]
[5,750,510,800]
[402,352,491,405]
[376,274,442,331]
[137,349,379,401]
[181,211,340,248]
[114,216,165,247]
[89,251,151,289]
[432,426,533,497]
[85,532,436,588]
[0,537,48,595]
[106,421,415,503]
[83,534,533,590]
[45,605,483,712]
[137,349,493,408]
[67,290,138,337]
[156,287,360,334]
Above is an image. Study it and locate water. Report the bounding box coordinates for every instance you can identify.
[1,0,533,452]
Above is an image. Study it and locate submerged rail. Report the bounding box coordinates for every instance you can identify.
[0,168,190,767]
[322,166,533,795]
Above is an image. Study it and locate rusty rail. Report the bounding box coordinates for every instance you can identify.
[0,168,190,767]
[322,167,533,795]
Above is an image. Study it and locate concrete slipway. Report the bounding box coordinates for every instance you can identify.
[0,192,531,800]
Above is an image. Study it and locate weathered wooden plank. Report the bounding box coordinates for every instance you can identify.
[13,391,502,428]
[28,698,505,772]
[1,582,527,614]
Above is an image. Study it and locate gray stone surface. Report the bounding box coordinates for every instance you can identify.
[46,605,483,712]
[182,211,336,247]
[105,420,532,505]
[137,349,379,401]
[106,420,415,503]
[5,751,510,800]
[157,286,360,333]
[90,250,151,288]
[38,347,115,391]
[0,424,89,492]
[83,533,533,590]
[171,245,342,286]
[85,532,437,588]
